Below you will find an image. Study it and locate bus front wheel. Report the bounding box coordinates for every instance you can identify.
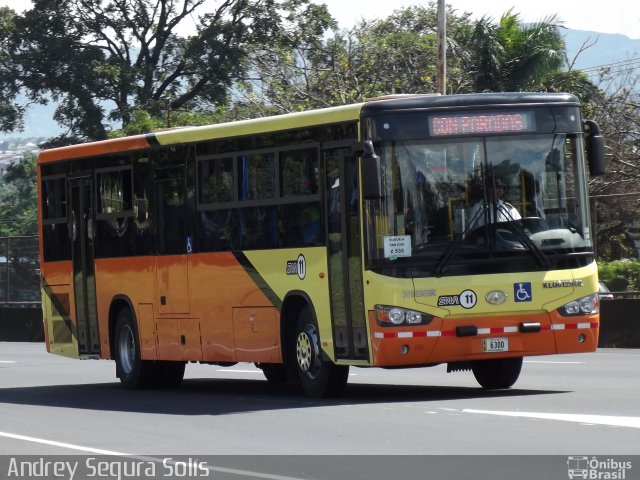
[472,357,523,389]
[294,307,349,397]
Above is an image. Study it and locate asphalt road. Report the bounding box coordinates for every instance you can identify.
[1,343,639,479]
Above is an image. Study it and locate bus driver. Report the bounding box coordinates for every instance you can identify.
[468,177,521,230]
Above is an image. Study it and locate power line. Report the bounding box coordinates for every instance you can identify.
[578,57,640,73]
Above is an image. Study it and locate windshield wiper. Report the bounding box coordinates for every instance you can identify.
[433,203,487,276]
[433,202,550,275]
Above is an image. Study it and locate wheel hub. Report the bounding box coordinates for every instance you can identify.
[118,324,135,375]
[296,325,321,378]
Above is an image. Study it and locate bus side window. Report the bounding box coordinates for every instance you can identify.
[95,166,135,258]
[133,156,154,255]
[155,173,186,254]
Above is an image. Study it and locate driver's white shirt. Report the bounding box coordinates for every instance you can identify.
[468,199,521,229]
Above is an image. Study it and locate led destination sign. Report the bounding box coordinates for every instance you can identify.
[429,111,536,136]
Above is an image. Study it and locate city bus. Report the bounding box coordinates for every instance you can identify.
[37,93,606,397]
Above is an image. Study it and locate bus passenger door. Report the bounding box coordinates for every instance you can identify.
[154,165,190,315]
[323,146,369,362]
[154,157,200,361]
[69,176,100,355]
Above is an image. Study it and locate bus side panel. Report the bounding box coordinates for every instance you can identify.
[232,307,280,363]
[94,257,157,359]
[41,261,78,358]
[243,248,333,360]
[189,252,276,363]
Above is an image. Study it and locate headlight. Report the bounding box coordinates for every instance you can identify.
[375,305,433,327]
[558,293,599,316]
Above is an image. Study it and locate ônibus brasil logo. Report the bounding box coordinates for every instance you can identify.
[567,456,632,479]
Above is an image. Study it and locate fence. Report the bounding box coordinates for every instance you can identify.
[0,235,40,307]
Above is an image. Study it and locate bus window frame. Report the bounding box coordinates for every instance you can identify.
[95,164,135,221]
[41,173,68,225]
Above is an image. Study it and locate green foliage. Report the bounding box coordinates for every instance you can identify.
[599,259,640,291]
[0,155,38,235]
[596,232,634,262]
[453,9,567,93]
[0,0,316,142]
[110,108,228,137]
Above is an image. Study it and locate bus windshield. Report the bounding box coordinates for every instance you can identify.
[364,133,593,277]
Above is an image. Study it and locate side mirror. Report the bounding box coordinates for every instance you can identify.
[360,140,382,199]
[584,120,606,176]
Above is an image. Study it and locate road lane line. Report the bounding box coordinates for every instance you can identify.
[0,431,129,455]
[215,369,262,373]
[524,360,584,364]
[0,361,17,363]
[461,409,640,428]
[0,432,308,480]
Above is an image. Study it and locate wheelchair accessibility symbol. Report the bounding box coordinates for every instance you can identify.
[514,282,532,302]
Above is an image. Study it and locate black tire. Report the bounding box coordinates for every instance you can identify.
[257,363,288,383]
[114,308,160,389]
[294,306,349,398]
[472,357,523,389]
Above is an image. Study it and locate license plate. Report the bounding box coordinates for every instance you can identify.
[482,337,509,352]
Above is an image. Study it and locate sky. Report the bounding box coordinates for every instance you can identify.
[1,0,638,139]
[314,0,640,39]
[1,0,639,39]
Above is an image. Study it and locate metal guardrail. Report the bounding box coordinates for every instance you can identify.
[0,235,41,306]
[609,291,640,300]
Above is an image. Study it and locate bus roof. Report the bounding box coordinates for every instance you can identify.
[360,92,580,115]
[36,92,581,164]
[37,102,365,164]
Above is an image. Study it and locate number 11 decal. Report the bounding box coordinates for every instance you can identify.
[459,289,477,309]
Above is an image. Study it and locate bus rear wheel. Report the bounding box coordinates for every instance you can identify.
[472,357,523,389]
[114,308,184,389]
[294,307,349,397]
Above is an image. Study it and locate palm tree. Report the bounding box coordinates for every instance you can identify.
[457,9,566,92]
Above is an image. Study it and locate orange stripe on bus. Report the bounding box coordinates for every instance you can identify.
[37,135,152,164]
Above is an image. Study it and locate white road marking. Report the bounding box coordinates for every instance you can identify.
[0,431,128,455]
[0,360,17,364]
[215,369,261,373]
[461,409,640,429]
[0,432,308,480]
[524,360,584,364]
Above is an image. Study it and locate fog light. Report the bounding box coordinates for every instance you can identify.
[577,334,586,344]
[400,345,409,355]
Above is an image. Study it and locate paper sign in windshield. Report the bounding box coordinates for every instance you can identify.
[383,235,412,258]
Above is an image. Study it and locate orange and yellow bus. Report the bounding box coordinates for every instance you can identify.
[38,93,606,397]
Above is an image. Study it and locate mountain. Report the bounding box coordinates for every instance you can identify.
[2,29,639,142]
[564,29,640,74]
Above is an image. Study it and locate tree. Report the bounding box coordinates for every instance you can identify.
[454,9,567,92]
[0,0,320,143]
[236,3,474,114]
[585,66,640,260]
[0,155,38,236]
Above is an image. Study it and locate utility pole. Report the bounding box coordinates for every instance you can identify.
[437,0,446,95]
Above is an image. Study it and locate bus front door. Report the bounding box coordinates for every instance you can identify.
[324,146,369,362]
[69,176,100,356]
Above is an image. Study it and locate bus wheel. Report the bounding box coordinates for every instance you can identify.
[257,363,288,383]
[114,308,158,389]
[294,307,349,397]
[472,357,523,389]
